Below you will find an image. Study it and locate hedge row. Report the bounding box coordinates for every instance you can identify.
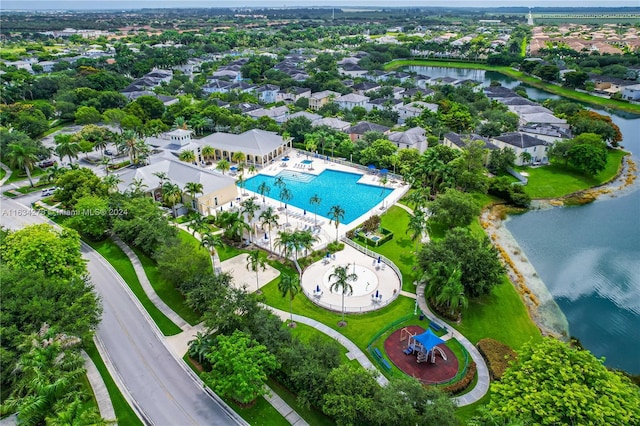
[442,360,476,395]
[476,338,517,381]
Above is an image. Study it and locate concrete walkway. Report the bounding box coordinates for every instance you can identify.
[111,235,189,330]
[82,351,117,422]
[264,387,309,426]
[267,306,389,386]
[415,283,490,406]
[0,162,12,186]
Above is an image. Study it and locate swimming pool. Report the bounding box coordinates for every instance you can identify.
[244,169,393,224]
[301,159,313,165]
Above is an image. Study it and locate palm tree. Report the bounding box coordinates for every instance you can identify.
[103,175,121,194]
[119,129,139,165]
[241,198,260,235]
[246,250,267,293]
[100,156,112,175]
[218,211,250,242]
[520,151,532,165]
[201,145,215,162]
[257,182,270,204]
[279,187,293,224]
[328,265,358,326]
[188,213,207,236]
[188,331,213,364]
[174,116,188,130]
[259,206,279,254]
[45,163,67,183]
[328,204,345,243]
[309,193,322,226]
[6,142,39,187]
[127,178,148,197]
[184,181,204,211]
[93,136,108,158]
[201,231,222,273]
[236,174,246,196]
[406,209,427,253]
[435,267,467,318]
[231,151,246,165]
[53,134,80,165]
[379,175,388,209]
[248,164,257,175]
[179,149,196,164]
[162,182,182,216]
[274,230,295,259]
[216,158,230,175]
[291,229,317,259]
[278,273,301,325]
[153,171,169,186]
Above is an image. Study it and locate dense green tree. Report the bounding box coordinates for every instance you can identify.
[358,139,398,169]
[418,228,504,297]
[155,239,211,287]
[68,196,110,240]
[562,71,589,88]
[55,167,106,208]
[74,105,102,124]
[488,147,517,173]
[5,141,39,187]
[203,331,278,405]
[428,188,480,229]
[322,363,378,426]
[283,116,313,143]
[568,142,608,176]
[0,224,85,280]
[483,337,640,425]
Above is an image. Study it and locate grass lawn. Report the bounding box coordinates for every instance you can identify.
[456,392,491,424]
[132,247,201,326]
[520,150,626,199]
[384,59,640,114]
[289,322,352,365]
[0,167,7,180]
[84,340,143,426]
[4,167,45,185]
[266,379,335,426]
[358,205,420,293]
[446,276,541,350]
[85,238,182,336]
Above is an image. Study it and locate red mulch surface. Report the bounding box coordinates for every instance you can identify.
[383,325,459,384]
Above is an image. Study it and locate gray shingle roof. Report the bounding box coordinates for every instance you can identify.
[493,132,548,149]
[346,121,390,135]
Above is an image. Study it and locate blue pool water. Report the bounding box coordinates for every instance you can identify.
[301,159,313,165]
[244,169,392,224]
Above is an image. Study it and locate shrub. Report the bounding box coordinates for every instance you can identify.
[326,241,344,253]
[361,215,381,233]
[477,338,517,380]
[442,361,476,394]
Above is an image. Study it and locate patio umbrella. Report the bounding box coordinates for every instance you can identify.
[377,256,381,264]
[368,164,376,170]
[316,285,320,292]
[375,290,379,298]
[380,168,389,174]
[264,233,268,240]
[303,210,306,215]
[230,166,238,171]
[326,252,331,258]
[282,157,290,161]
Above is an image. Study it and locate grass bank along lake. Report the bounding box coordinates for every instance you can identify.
[408,65,640,374]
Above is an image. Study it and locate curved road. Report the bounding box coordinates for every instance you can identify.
[1,197,245,425]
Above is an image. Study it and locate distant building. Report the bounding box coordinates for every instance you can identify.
[491,132,550,165]
[388,127,428,153]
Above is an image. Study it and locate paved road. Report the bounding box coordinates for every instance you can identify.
[0,197,245,426]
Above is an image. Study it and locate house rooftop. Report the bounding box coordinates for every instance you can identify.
[346,121,390,135]
[493,132,549,148]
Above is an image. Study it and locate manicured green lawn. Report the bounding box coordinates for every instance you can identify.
[0,167,7,180]
[267,379,335,426]
[85,340,143,426]
[132,247,201,326]
[289,322,352,365]
[85,238,182,336]
[3,167,45,185]
[357,205,419,292]
[520,150,626,199]
[447,276,541,350]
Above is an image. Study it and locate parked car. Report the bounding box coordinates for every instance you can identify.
[41,187,57,197]
[105,149,114,156]
[38,159,55,168]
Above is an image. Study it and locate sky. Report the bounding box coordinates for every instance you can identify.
[3,1,639,10]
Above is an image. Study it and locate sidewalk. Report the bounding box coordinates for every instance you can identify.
[82,351,117,422]
[415,283,490,406]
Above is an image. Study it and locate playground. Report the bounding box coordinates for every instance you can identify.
[383,325,459,384]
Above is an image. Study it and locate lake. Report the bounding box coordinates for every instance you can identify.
[409,65,640,374]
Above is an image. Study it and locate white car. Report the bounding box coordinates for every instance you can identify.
[41,187,57,197]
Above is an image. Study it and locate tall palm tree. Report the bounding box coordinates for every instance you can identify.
[236,174,246,196]
[406,209,427,253]
[45,163,67,183]
[162,182,182,216]
[231,151,246,165]
[435,267,467,318]
[201,145,215,162]
[328,204,345,243]
[278,273,301,325]
[93,136,108,158]
[248,164,257,175]
[279,187,293,224]
[102,175,122,194]
[246,250,267,293]
[379,175,388,209]
[153,171,169,186]
[257,182,270,204]
[53,133,80,165]
[174,116,188,130]
[120,129,139,165]
[218,211,250,242]
[309,193,322,226]
[188,213,207,236]
[128,178,148,197]
[259,206,279,254]
[274,230,295,259]
[200,231,222,273]
[216,158,230,175]
[184,181,204,211]
[179,149,196,164]
[6,142,39,187]
[241,197,260,234]
[291,229,317,259]
[100,156,112,176]
[328,265,358,326]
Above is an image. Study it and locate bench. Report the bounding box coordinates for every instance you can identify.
[429,321,442,332]
[373,348,392,371]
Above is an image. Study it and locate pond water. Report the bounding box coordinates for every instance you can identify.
[407,65,640,374]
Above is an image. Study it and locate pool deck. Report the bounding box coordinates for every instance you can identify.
[216,151,410,255]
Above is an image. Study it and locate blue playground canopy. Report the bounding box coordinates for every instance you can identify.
[414,329,445,352]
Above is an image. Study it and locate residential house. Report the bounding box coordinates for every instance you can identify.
[199,129,291,167]
[590,74,635,95]
[397,101,438,124]
[335,93,369,111]
[402,87,435,100]
[622,83,640,101]
[352,81,380,95]
[388,127,428,153]
[287,111,322,123]
[366,98,403,112]
[211,69,242,81]
[443,132,498,166]
[519,124,572,143]
[276,86,311,103]
[309,90,340,110]
[202,79,233,94]
[312,117,351,131]
[339,63,367,78]
[38,61,56,73]
[246,106,289,123]
[255,84,280,104]
[345,121,391,142]
[491,132,550,165]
